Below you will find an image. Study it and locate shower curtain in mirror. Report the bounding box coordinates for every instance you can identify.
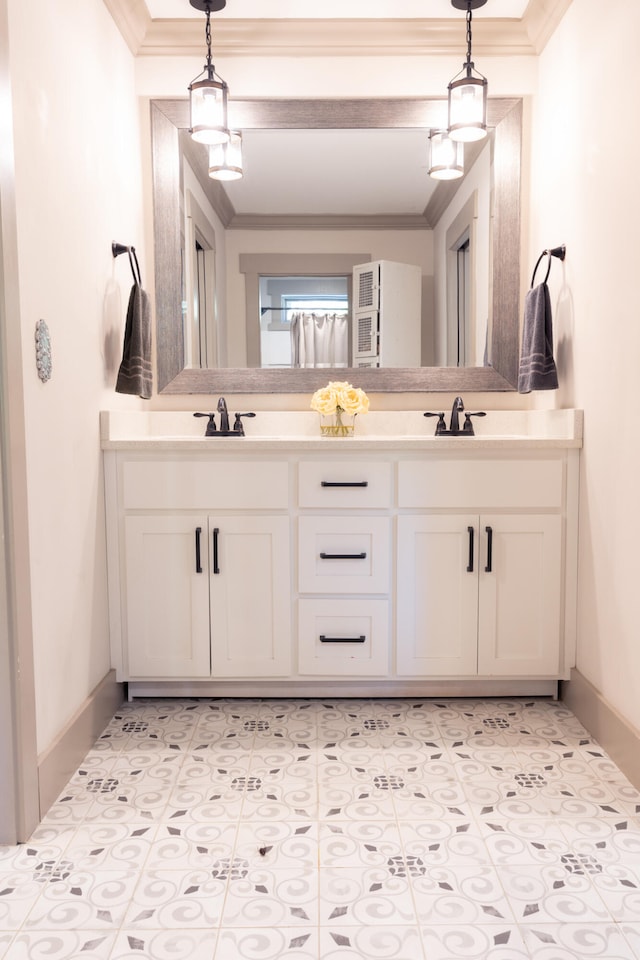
[290,312,349,368]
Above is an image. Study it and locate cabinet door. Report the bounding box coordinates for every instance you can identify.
[124,515,211,678]
[478,515,562,676]
[209,515,291,677]
[397,515,478,676]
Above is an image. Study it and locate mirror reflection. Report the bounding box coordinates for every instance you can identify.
[260,276,350,369]
[151,98,521,394]
[178,125,494,371]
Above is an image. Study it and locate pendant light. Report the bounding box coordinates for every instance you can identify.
[428,129,464,180]
[448,0,488,143]
[209,130,243,181]
[188,0,230,146]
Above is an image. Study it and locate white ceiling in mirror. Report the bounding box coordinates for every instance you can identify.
[144,0,530,18]
[223,128,439,216]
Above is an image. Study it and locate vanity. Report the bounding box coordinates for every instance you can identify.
[102,408,582,699]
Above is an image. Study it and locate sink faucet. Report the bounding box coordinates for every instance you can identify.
[424,396,486,436]
[449,396,464,434]
[217,396,229,433]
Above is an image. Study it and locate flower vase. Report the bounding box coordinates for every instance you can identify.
[320,410,356,437]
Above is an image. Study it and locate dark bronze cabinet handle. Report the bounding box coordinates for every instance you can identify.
[213,527,220,574]
[321,481,369,488]
[467,525,474,573]
[195,526,203,573]
[485,525,493,573]
[320,635,366,643]
[320,552,367,560]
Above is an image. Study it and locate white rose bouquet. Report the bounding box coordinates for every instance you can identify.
[311,380,369,436]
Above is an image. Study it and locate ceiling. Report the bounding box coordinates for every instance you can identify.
[144,1,530,20]
[223,127,441,218]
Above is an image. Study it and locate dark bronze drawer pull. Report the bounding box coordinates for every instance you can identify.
[485,525,493,573]
[195,526,203,573]
[320,552,367,560]
[320,635,366,643]
[213,527,220,574]
[320,481,369,488]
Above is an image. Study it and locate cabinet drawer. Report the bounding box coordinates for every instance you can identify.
[299,516,390,594]
[122,460,289,510]
[398,459,563,509]
[298,461,391,508]
[298,599,389,676]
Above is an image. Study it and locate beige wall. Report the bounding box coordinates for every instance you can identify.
[531,0,640,732]
[6,0,143,753]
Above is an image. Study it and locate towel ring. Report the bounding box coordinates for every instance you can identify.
[530,244,566,288]
[112,242,142,286]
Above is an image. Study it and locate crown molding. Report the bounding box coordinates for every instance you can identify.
[227,213,429,230]
[105,1,570,59]
[140,18,535,58]
[102,0,150,55]
[523,0,573,54]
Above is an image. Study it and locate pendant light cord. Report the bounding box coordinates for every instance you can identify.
[465,3,474,71]
[205,5,213,78]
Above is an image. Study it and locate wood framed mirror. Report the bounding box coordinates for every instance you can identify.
[151,97,522,393]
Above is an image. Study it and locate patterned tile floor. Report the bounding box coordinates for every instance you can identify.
[3,697,640,959]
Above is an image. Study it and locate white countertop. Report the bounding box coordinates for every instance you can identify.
[101,409,583,452]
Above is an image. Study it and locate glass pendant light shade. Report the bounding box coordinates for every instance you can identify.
[189,76,229,145]
[428,129,464,180]
[188,0,230,145]
[447,0,489,143]
[209,130,243,181]
[448,67,488,142]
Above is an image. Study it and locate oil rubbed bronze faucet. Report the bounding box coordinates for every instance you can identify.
[449,395,464,433]
[194,399,256,437]
[217,396,230,433]
[424,396,486,436]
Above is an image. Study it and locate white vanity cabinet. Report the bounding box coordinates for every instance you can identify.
[106,457,291,684]
[124,514,211,678]
[209,514,290,678]
[102,424,580,698]
[396,458,566,680]
[397,514,562,677]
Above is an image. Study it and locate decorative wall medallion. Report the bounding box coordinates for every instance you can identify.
[35,319,52,382]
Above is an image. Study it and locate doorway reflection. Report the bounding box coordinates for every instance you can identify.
[259,275,350,368]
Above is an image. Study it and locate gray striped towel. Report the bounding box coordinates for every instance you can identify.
[518,281,558,393]
[116,283,152,399]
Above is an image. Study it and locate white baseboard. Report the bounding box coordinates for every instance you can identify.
[38,670,124,817]
[561,669,640,791]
